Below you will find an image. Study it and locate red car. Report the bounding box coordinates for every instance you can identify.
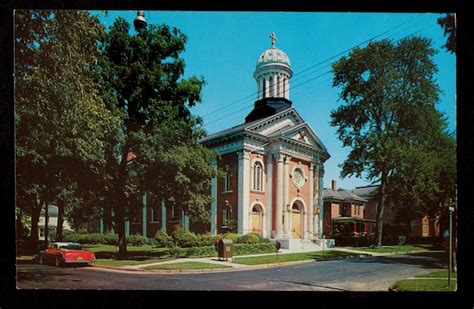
[39,242,95,267]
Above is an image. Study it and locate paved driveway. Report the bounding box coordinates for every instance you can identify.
[16,251,447,291]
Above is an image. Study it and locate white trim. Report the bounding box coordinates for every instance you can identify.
[250,156,265,193]
[237,149,250,235]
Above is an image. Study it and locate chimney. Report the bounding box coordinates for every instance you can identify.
[331,180,336,191]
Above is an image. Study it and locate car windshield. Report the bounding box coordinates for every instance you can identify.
[59,244,82,250]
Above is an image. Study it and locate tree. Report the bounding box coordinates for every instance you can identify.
[437,14,456,54]
[97,17,217,257]
[15,10,118,250]
[331,37,441,247]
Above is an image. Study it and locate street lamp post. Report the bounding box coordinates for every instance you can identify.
[448,203,454,287]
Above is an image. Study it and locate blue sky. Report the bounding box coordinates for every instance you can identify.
[94,11,456,190]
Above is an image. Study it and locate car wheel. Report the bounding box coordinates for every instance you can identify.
[55,257,63,267]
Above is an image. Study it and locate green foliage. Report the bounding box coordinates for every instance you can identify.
[236,233,264,244]
[171,226,199,248]
[437,14,456,54]
[218,233,240,241]
[330,37,454,246]
[154,230,173,247]
[174,246,217,258]
[126,234,148,246]
[233,243,275,255]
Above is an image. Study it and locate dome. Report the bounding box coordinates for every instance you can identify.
[256,47,291,67]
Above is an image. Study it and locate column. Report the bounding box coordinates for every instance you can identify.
[266,154,273,238]
[125,219,130,237]
[142,192,147,237]
[210,160,218,235]
[275,154,284,238]
[182,211,190,230]
[279,74,284,98]
[285,78,289,100]
[161,200,167,232]
[264,77,269,98]
[318,166,324,238]
[308,163,314,239]
[237,149,250,235]
[99,218,104,234]
[283,155,290,238]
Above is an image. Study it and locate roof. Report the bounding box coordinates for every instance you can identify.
[337,189,368,203]
[323,188,367,203]
[257,47,291,67]
[322,188,345,201]
[198,119,259,144]
[331,216,376,223]
[351,185,379,199]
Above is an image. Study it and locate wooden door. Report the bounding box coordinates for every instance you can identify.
[291,211,302,239]
[250,212,261,235]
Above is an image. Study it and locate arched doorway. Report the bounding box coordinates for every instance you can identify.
[291,202,304,239]
[250,204,263,236]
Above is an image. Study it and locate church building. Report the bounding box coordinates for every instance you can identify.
[199,33,331,249]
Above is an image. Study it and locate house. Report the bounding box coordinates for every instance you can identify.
[352,185,440,238]
[322,180,375,238]
[38,205,73,240]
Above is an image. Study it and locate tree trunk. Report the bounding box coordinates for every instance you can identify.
[30,202,41,253]
[56,199,65,242]
[116,147,130,258]
[375,171,387,247]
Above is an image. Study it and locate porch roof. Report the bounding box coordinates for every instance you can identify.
[331,216,376,224]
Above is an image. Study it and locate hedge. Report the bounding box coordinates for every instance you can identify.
[172,242,275,258]
[62,232,147,246]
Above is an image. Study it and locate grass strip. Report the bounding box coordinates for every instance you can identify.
[391,279,456,292]
[232,250,354,265]
[143,261,232,271]
[350,245,428,254]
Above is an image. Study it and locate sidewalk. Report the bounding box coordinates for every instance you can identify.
[118,247,373,271]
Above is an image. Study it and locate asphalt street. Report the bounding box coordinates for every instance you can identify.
[16,251,447,291]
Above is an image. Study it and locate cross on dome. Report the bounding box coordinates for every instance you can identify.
[270,32,277,48]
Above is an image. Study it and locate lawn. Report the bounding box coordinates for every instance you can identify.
[142,262,232,271]
[352,244,429,254]
[232,250,354,265]
[83,244,170,258]
[391,269,457,292]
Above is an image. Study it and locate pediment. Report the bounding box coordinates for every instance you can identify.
[281,123,329,153]
[246,108,304,137]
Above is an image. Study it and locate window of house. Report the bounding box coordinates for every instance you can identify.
[252,161,264,191]
[224,165,232,192]
[150,207,159,223]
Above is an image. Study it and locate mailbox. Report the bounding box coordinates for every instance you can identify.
[218,239,233,261]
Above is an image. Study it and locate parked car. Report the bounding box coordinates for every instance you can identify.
[39,242,95,267]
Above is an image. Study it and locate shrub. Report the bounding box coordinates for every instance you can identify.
[104,233,118,245]
[196,232,218,247]
[155,230,172,247]
[171,226,199,248]
[236,233,263,244]
[127,234,147,246]
[218,233,240,241]
[233,243,275,255]
[174,246,217,258]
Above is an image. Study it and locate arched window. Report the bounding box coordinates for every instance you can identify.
[253,161,264,191]
[262,78,266,98]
